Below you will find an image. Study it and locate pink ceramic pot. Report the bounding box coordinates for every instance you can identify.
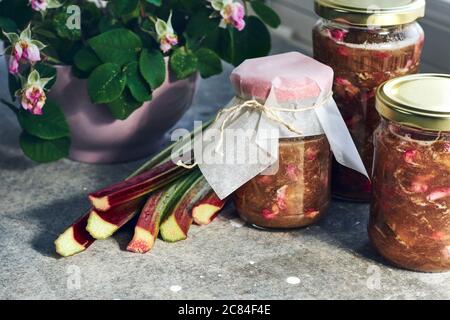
[49,63,197,163]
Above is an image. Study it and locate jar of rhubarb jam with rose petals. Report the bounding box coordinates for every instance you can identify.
[231,53,333,229]
[370,74,450,272]
[313,0,426,201]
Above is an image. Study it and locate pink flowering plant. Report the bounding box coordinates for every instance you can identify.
[0,0,280,162]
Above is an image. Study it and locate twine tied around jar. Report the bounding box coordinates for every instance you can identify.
[176,92,334,170]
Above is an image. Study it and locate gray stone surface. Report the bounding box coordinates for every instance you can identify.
[0,37,449,300]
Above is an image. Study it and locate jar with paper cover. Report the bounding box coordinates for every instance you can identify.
[200,52,366,229]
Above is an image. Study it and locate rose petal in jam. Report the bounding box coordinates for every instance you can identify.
[426,187,450,201]
[329,28,348,42]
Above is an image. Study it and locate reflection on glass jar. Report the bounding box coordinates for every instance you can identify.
[235,136,331,229]
[312,0,426,202]
[370,74,450,272]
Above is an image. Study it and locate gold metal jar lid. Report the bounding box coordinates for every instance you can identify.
[376,74,450,132]
[314,0,426,26]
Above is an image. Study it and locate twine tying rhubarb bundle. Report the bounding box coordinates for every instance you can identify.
[176,92,333,170]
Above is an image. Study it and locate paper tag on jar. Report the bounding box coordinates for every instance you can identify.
[194,98,280,200]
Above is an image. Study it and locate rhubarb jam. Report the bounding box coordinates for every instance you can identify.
[369,74,450,272]
[234,136,331,229]
[313,0,425,201]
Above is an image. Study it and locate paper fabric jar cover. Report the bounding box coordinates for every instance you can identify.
[195,52,367,200]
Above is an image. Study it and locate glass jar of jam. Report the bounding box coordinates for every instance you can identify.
[230,52,335,229]
[235,136,331,229]
[313,0,426,201]
[370,74,450,272]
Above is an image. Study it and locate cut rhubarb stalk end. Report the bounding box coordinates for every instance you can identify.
[86,211,119,240]
[127,190,166,254]
[160,172,211,243]
[127,227,155,253]
[86,198,143,240]
[192,192,226,225]
[88,158,188,212]
[54,214,94,257]
[159,215,187,243]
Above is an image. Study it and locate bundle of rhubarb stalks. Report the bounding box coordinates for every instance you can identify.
[55,124,226,257]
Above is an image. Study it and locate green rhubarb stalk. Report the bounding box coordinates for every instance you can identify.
[126,174,199,253]
[160,175,212,243]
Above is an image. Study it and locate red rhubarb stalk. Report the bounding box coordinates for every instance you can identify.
[54,213,94,257]
[192,192,226,225]
[88,154,192,212]
[160,174,211,243]
[126,191,165,253]
[86,198,145,240]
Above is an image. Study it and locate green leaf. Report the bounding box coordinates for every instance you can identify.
[20,132,70,163]
[109,0,139,16]
[53,10,82,40]
[125,62,152,102]
[108,89,141,120]
[170,47,198,80]
[18,100,69,140]
[88,28,142,66]
[195,48,222,78]
[251,2,281,28]
[34,63,57,90]
[98,16,121,33]
[0,17,17,33]
[139,49,166,90]
[220,16,271,66]
[88,63,126,104]
[74,47,101,73]
[145,0,162,6]
[185,10,220,51]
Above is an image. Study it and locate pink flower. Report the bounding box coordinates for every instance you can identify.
[8,57,19,74]
[21,85,46,115]
[12,42,23,60]
[160,33,178,53]
[19,70,52,115]
[5,26,43,75]
[230,2,246,31]
[23,42,41,63]
[155,13,178,53]
[30,0,48,11]
[212,1,246,31]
